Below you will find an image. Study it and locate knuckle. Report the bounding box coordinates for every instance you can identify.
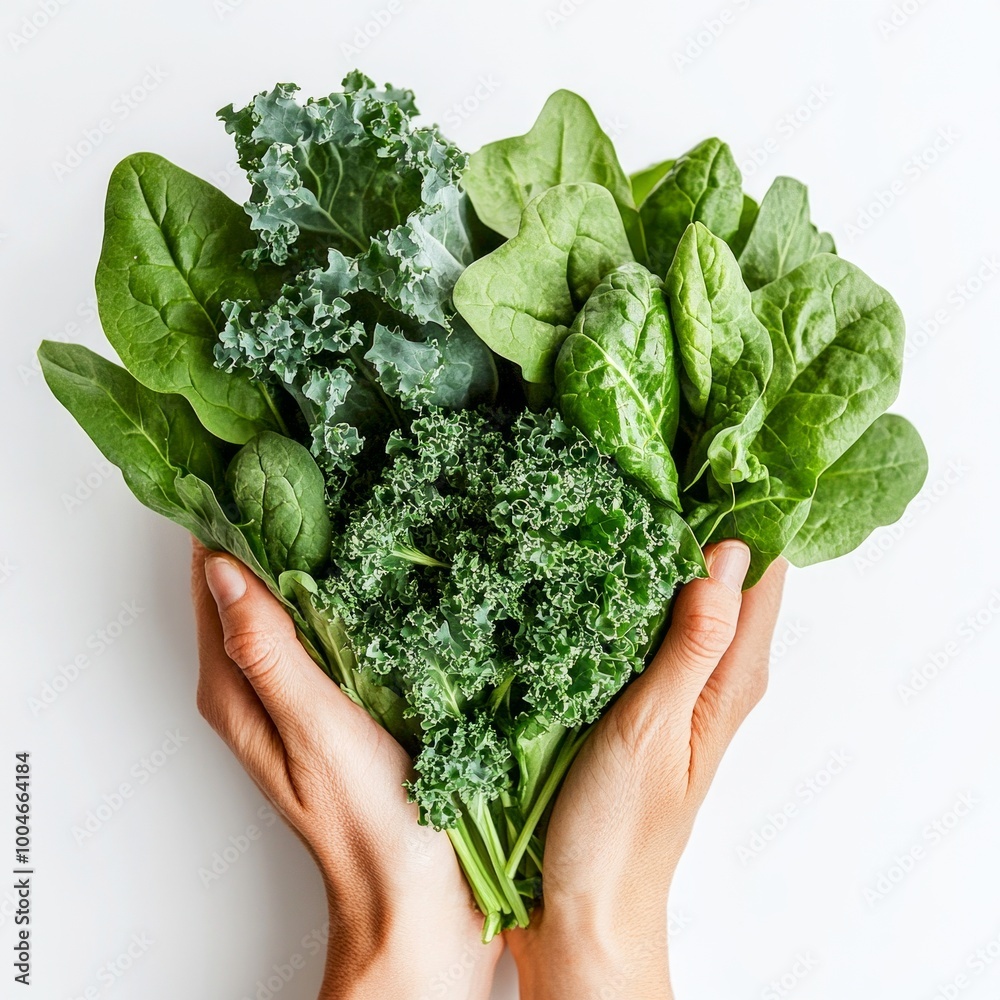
[223,627,283,681]
[679,606,738,662]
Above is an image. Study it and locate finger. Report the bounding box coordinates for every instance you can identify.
[642,541,751,711]
[202,552,360,745]
[191,541,283,767]
[690,558,787,783]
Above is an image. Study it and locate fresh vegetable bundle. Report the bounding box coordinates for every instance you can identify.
[40,73,927,939]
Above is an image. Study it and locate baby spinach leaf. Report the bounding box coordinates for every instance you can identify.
[630,159,675,207]
[38,341,227,519]
[727,193,759,258]
[737,177,835,290]
[95,152,285,444]
[784,414,927,566]
[664,224,772,486]
[751,254,905,480]
[555,262,681,507]
[640,139,743,277]
[227,431,332,577]
[453,183,633,384]
[463,90,640,257]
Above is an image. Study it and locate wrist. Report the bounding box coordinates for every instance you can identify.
[510,901,672,1000]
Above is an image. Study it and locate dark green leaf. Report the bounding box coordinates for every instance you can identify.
[95,152,283,443]
[555,262,681,507]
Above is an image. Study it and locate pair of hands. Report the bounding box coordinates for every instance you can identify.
[192,539,785,1000]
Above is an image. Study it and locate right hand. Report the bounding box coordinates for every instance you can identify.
[509,541,787,1000]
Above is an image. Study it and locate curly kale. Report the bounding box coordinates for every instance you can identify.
[321,409,703,829]
[214,74,496,483]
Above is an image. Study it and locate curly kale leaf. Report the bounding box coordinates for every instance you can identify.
[322,409,703,828]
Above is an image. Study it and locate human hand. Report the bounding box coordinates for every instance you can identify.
[190,541,502,1000]
[508,540,786,1000]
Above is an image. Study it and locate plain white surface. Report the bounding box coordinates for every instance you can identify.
[2,1,998,997]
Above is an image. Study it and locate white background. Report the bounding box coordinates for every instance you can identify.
[2,1,998,997]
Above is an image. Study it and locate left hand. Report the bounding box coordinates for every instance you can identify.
[191,540,502,1000]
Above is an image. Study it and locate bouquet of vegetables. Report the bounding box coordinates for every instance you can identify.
[40,73,927,939]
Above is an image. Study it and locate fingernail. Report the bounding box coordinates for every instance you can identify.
[205,555,246,610]
[709,542,751,594]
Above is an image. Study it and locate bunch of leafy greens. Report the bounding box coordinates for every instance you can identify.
[40,75,927,940]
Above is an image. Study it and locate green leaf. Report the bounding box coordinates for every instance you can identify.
[630,159,675,207]
[95,152,284,444]
[227,431,332,577]
[664,223,772,486]
[737,177,834,291]
[751,254,906,481]
[463,90,641,257]
[453,183,634,385]
[38,341,227,519]
[555,262,681,507]
[640,139,743,277]
[785,414,928,566]
[727,193,759,258]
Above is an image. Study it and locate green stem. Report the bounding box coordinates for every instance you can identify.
[258,383,291,437]
[505,726,590,879]
[447,824,501,919]
[471,800,530,928]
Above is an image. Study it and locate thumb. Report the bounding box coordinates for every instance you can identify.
[638,541,751,714]
[203,554,338,736]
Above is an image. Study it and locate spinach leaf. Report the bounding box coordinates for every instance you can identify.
[785,414,927,566]
[693,253,907,583]
[453,183,633,385]
[737,177,835,290]
[555,263,681,507]
[227,431,332,577]
[664,223,772,487]
[630,159,675,207]
[38,341,227,519]
[640,138,743,277]
[463,90,643,259]
[727,193,759,258]
[95,152,285,444]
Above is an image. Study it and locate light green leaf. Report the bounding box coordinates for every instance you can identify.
[785,414,928,566]
[95,152,284,443]
[463,90,642,258]
[555,262,681,507]
[630,158,675,207]
[640,139,743,276]
[453,183,633,384]
[738,177,834,290]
